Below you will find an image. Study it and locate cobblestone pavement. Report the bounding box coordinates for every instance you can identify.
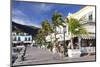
[13,47,96,66]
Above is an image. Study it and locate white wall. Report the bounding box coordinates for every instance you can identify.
[72,6,95,22]
[84,24,95,33]
[13,35,32,41]
[68,6,95,34]
[56,26,63,33]
[46,6,96,42]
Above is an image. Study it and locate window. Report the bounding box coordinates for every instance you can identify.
[89,14,93,21]
[18,37,20,41]
[25,37,27,41]
[28,37,30,41]
[13,37,16,41]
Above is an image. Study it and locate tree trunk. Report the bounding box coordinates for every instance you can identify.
[70,38,74,49]
[78,36,81,49]
[70,33,74,49]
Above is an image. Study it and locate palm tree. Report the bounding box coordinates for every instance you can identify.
[35,20,53,48]
[41,20,53,47]
[41,20,53,35]
[35,29,45,47]
[51,11,64,44]
[66,18,88,49]
[44,21,54,50]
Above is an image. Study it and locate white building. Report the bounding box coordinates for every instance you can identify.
[67,6,96,47]
[46,6,96,51]
[12,32,33,47]
[68,6,95,34]
[46,26,69,42]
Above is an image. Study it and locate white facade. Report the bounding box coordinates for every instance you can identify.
[68,6,95,21]
[46,33,70,42]
[68,6,95,34]
[12,32,32,44]
[46,25,70,42]
[46,6,95,42]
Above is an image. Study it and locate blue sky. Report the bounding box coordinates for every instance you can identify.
[12,1,84,28]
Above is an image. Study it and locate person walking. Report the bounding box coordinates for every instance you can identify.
[52,44,58,54]
[59,44,64,58]
[88,43,92,56]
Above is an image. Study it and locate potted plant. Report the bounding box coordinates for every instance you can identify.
[67,39,81,58]
[66,18,88,58]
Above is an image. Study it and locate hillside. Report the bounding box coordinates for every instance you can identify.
[12,21,39,37]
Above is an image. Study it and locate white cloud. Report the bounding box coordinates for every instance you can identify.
[12,17,41,28]
[12,9,28,25]
[31,3,54,14]
[40,3,52,11]
[12,18,26,25]
[12,9,41,28]
[12,9,25,17]
[32,23,41,28]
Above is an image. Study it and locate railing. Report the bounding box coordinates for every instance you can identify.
[12,41,32,43]
[81,47,95,53]
[13,47,25,66]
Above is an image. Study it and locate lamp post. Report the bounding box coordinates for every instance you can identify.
[63,25,66,56]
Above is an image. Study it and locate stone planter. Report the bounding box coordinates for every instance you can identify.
[68,49,81,58]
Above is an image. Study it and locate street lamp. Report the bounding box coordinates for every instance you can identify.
[63,25,66,56]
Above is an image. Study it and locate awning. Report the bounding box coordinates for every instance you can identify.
[81,34,95,39]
